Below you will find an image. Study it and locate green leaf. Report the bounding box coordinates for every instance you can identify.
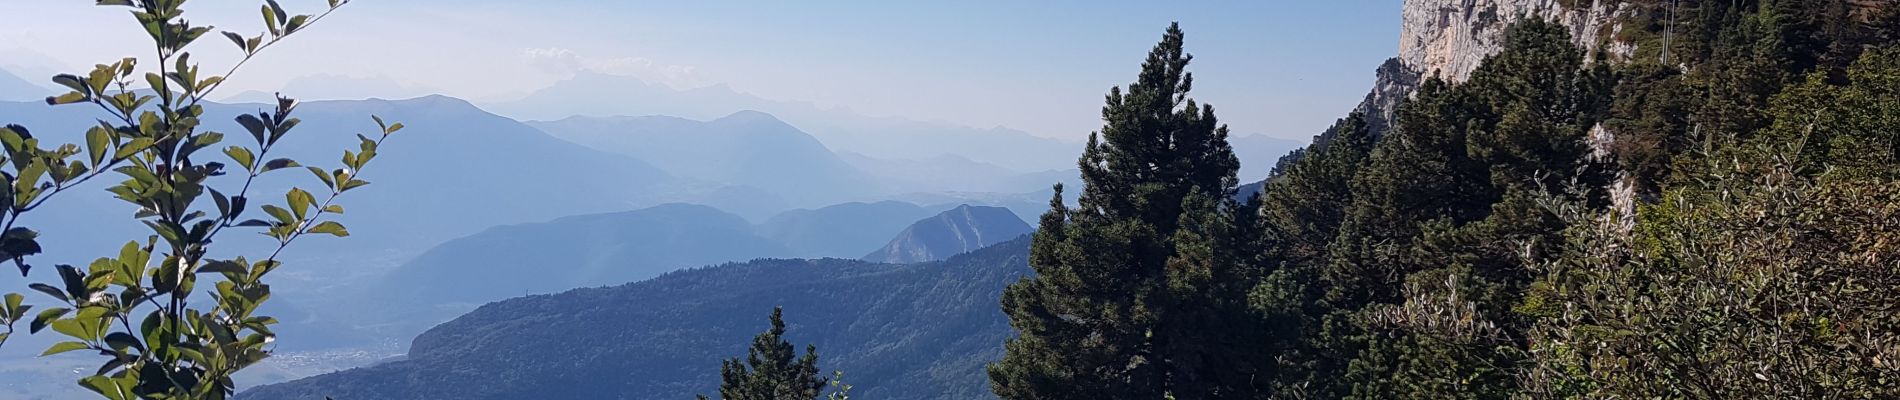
[3,293,21,315]
[45,92,87,105]
[40,341,89,356]
[85,126,109,165]
[261,205,294,224]
[286,188,314,219]
[237,113,270,145]
[13,161,46,197]
[262,3,281,36]
[113,137,153,160]
[27,283,66,302]
[308,221,348,237]
[49,74,87,94]
[307,166,336,189]
[103,332,142,351]
[286,14,311,34]
[267,0,289,24]
[199,260,245,275]
[225,146,256,170]
[78,375,127,400]
[29,307,67,334]
[223,31,248,51]
[211,188,232,217]
[262,158,298,172]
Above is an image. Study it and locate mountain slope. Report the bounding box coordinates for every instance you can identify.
[756,201,942,258]
[0,68,50,101]
[863,205,1032,263]
[243,237,1032,400]
[363,203,794,336]
[530,111,876,208]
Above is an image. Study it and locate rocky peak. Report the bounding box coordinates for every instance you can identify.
[862,205,1032,264]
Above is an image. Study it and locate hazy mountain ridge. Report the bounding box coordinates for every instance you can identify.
[0,68,51,101]
[529,111,877,208]
[242,237,1033,400]
[489,71,1084,171]
[348,200,1015,343]
[756,201,945,259]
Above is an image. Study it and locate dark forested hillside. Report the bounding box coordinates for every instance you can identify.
[242,237,1033,400]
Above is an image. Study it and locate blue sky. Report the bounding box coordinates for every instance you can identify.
[0,1,1400,140]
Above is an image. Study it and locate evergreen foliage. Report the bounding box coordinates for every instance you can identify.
[997,4,1900,398]
[989,22,1269,399]
[701,308,828,400]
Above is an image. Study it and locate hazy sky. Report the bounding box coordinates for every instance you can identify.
[0,1,1401,140]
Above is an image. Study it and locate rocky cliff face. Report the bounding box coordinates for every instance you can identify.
[1399,0,1629,82]
[1331,1,1624,142]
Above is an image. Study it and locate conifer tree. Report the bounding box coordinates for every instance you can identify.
[1305,19,1607,398]
[1247,113,1376,393]
[702,308,826,400]
[988,22,1263,399]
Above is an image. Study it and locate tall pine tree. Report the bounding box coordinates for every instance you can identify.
[1247,113,1377,395]
[702,308,827,400]
[988,22,1263,399]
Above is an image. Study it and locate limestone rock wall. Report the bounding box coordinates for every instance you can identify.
[1399,0,1626,82]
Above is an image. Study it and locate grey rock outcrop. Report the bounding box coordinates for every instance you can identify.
[1400,0,1629,83]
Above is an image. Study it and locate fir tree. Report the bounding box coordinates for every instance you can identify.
[702,308,826,400]
[988,22,1264,399]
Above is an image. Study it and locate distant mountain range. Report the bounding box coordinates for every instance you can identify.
[338,201,1026,343]
[0,68,51,101]
[243,237,1032,400]
[756,201,946,259]
[529,111,878,208]
[840,151,1081,194]
[357,203,793,338]
[0,95,686,286]
[864,205,1033,263]
[487,71,1084,172]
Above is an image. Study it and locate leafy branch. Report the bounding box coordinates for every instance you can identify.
[0,1,401,399]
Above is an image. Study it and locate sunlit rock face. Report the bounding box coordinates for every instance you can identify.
[1399,0,1626,82]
